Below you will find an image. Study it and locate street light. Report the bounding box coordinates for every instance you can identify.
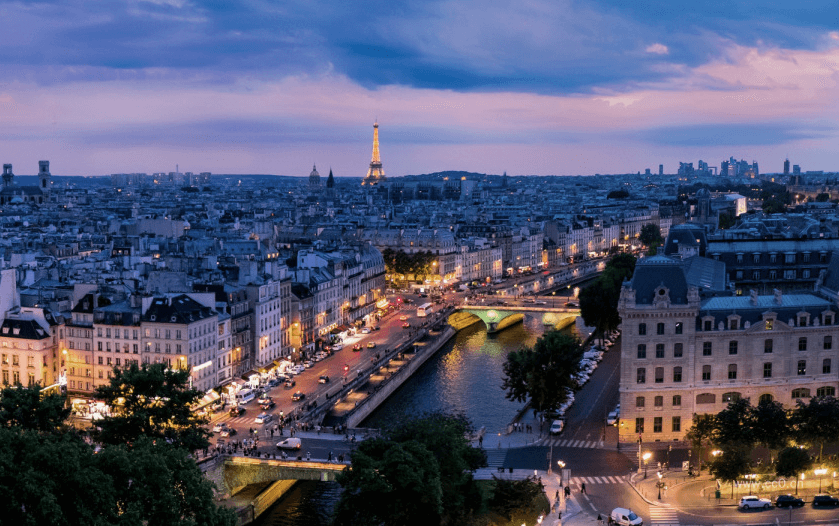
[557,460,566,486]
[816,468,828,493]
[643,452,652,479]
[657,471,663,500]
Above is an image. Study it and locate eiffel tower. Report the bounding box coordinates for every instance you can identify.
[363,122,386,185]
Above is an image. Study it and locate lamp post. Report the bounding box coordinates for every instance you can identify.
[643,452,652,479]
[657,471,663,500]
[557,460,566,486]
[816,468,827,493]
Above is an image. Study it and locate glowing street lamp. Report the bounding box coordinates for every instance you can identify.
[643,452,652,479]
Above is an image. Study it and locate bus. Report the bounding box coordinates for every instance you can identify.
[417,303,433,317]
[236,388,256,404]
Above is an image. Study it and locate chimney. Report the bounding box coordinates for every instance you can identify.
[750,289,758,306]
[774,289,782,306]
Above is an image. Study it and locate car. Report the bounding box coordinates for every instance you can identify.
[775,495,804,508]
[367,342,376,348]
[284,379,296,389]
[261,400,275,410]
[318,375,330,384]
[549,419,565,435]
[266,378,281,388]
[606,411,619,426]
[399,315,408,321]
[353,343,363,351]
[373,326,381,331]
[290,365,305,375]
[343,364,350,374]
[254,413,274,425]
[291,391,305,402]
[565,302,578,308]
[303,360,314,368]
[257,396,272,405]
[331,343,344,351]
[813,494,839,507]
[361,327,371,334]
[276,437,302,450]
[739,496,772,510]
[228,406,245,417]
[220,427,237,437]
[402,322,411,329]
[608,507,643,526]
[212,422,226,433]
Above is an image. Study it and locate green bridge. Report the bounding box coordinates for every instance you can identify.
[449,303,581,333]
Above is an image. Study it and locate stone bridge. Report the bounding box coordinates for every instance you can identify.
[220,456,346,495]
[450,304,581,333]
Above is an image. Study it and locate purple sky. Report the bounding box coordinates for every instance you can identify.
[2,0,839,177]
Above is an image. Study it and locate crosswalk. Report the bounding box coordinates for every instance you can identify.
[568,475,627,485]
[485,449,508,468]
[648,506,679,526]
[542,438,602,448]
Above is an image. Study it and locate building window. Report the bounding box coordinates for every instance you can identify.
[653,417,662,433]
[824,358,832,374]
[636,396,645,408]
[763,363,773,378]
[736,253,743,263]
[635,418,644,434]
[674,343,683,358]
[704,320,712,331]
[637,368,646,384]
[817,386,836,397]
[798,360,807,376]
[803,269,811,279]
[703,342,712,356]
[784,270,796,280]
[792,388,810,399]
[655,344,665,358]
[672,417,681,433]
[675,322,683,335]
[657,323,665,335]
[735,270,743,280]
[650,396,661,408]
[799,337,807,351]
[764,339,773,353]
[702,365,711,380]
[637,344,647,359]
[722,392,741,403]
[825,336,833,350]
[728,364,737,379]
[696,393,716,404]
[638,323,647,336]
[673,366,682,382]
[799,316,807,327]
[729,341,738,355]
[730,319,739,330]
[827,315,834,326]
[769,270,777,280]
[753,271,760,280]
[672,395,682,407]
[765,319,774,330]
[759,393,774,404]
[654,367,664,383]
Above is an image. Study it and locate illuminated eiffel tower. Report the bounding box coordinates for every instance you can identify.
[363,122,386,185]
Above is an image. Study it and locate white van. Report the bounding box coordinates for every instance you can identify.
[276,437,302,450]
[236,388,256,404]
[609,508,643,526]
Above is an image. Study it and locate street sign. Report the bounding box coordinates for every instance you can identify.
[682,461,690,471]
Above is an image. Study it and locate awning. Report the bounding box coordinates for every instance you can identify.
[241,370,260,380]
[272,359,283,367]
[193,390,221,410]
[330,327,342,334]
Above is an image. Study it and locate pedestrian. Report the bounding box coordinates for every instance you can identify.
[564,485,570,498]
[478,435,483,448]
[581,482,586,494]
[555,490,560,501]
[328,451,333,462]
[306,451,311,461]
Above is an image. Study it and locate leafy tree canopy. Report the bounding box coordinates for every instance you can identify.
[0,383,70,433]
[95,362,210,451]
[502,331,583,413]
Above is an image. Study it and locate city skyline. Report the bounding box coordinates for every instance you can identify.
[2,1,839,176]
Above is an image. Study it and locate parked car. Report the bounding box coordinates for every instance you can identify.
[775,495,804,508]
[813,494,839,507]
[266,378,281,388]
[303,360,314,368]
[318,375,330,384]
[276,438,302,450]
[291,391,305,402]
[228,406,245,417]
[361,327,371,334]
[331,343,344,351]
[606,411,619,426]
[739,496,772,510]
[608,507,643,526]
[284,379,296,389]
[367,342,376,348]
[549,419,565,435]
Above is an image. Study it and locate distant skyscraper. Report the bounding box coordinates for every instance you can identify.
[784,159,790,175]
[362,122,386,185]
[658,164,663,176]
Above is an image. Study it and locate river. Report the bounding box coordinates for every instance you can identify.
[252,315,577,525]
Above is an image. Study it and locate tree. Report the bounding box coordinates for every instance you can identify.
[708,445,753,498]
[579,254,636,343]
[639,224,663,248]
[607,189,629,199]
[489,475,546,523]
[684,414,715,475]
[714,398,755,449]
[751,399,791,453]
[792,395,839,461]
[95,362,210,451]
[0,384,70,433]
[775,446,813,495]
[816,192,831,202]
[502,331,583,413]
[335,412,485,525]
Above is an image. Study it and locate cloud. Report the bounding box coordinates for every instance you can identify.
[638,122,836,147]
[645,43,669,55]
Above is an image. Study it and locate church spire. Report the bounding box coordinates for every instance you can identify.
[363,122,386,185]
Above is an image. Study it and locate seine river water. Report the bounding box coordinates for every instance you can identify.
[252,315,575,525]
